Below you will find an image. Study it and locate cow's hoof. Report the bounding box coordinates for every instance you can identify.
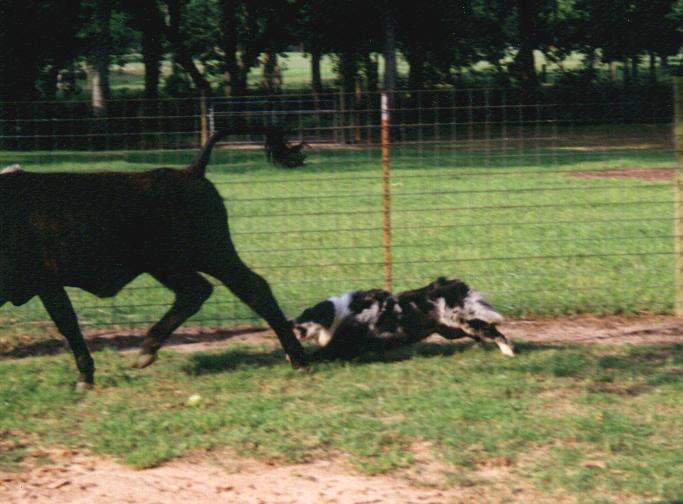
[133,352,157,369]
[286,353,310,372]
[75,381,94,393]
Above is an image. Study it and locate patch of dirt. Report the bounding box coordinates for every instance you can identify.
[567,167,673,181]
[500,314,683,346]
[0,447,572,504]
[7,313,681,360]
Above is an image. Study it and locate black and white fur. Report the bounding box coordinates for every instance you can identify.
[293,288,394,358]
[292,278,514,360]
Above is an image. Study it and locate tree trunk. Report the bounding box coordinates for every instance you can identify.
[406,48,426,90]
[157,0,211,93]
[649,51,656,82]
[516,0,538,102]
[125,0,164,98]
[586,49,595,73]
[90,69,105,112]
[364,53,379,93]
[311,44,323,94]
[631,55,639,84]
[262,52,282,93]
[219,0,249,97]
[40,66,60,100]
[622,57,630,84]
[142,29,162,98]
[91,0,112,115]
[338,51,357,93]
[382,13,397,92]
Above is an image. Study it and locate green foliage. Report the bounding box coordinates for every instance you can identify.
[1,1,681,99]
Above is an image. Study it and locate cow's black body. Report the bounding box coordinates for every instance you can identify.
[0,131,308,388]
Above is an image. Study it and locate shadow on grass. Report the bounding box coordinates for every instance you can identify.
[0,326,269,360]
[184,348,287,375]
[182,339,557,375]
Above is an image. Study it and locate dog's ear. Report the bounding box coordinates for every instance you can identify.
[296,300,335,328]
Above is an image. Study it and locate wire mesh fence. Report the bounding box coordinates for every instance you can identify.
[0,87,676,337]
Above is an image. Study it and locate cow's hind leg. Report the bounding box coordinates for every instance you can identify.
[203,258,308,369]
[134,272,213,369]
[39,288,95,390]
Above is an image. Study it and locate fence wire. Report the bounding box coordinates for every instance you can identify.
[0,88,675,336]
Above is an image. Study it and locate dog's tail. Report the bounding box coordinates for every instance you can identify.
[464,290,505,324]
[187,127,306,178]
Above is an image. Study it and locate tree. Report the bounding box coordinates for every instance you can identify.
[515,0,540,97]
[217,0,297,96]
[124,0,165,98]
[569,0,680,83]
[121,0,211,93]
[0,1,83,101]
[395,0,478,89]
[82,0,113,114]
[295,0,337,93]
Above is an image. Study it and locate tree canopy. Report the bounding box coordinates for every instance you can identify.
[1,0,682,101]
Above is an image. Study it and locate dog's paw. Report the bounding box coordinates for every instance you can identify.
[498,342,515,357]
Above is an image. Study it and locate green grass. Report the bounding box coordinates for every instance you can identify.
[0,341,682,501]
[0,137,679,500]
[0,139,675,346]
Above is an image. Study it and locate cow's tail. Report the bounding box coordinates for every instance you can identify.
[186,127,305,178]
[186,130,229,178]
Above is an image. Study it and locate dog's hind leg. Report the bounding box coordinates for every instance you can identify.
[134,271,213,369]
[436,326,472,341]
[204,258,308,369]
[39,288,95,390]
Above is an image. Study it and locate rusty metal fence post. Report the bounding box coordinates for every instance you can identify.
[673,76,683,316]
[381,92,393,291]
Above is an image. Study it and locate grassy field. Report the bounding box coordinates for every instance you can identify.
[1,340,682,501]
[0,138,675,343]
[1,137,681,501]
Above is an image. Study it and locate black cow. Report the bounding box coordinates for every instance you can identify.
[0,130,308,389]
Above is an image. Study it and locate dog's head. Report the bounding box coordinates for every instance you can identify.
[292,289,393,347]
[292,298,337,346]
[427,277,514,356]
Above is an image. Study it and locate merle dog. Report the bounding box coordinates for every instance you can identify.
[0,130,308,389]
[292,277,514,360]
